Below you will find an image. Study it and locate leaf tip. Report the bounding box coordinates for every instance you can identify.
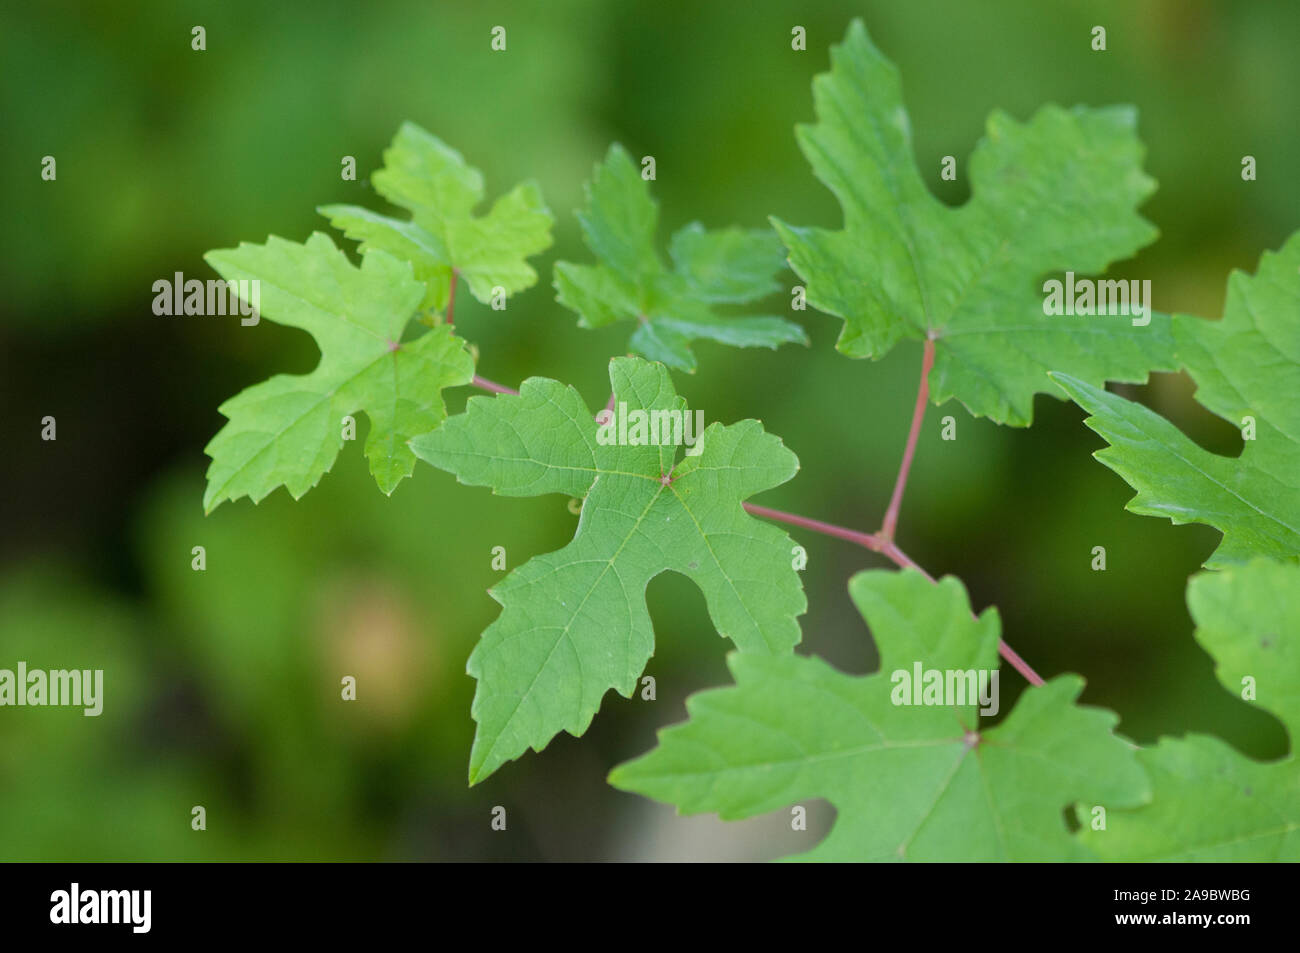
[605,763,632,791]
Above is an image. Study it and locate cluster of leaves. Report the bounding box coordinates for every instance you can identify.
[202,20,1299,860]
[554,144,806,372]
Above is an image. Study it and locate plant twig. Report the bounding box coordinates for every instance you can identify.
[742,503,885,552]
[742,501,1045,686]
[880,337,935,542]
[994,640,1044,688]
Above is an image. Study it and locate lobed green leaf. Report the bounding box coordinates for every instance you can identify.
[411,356,807,782]
[1054,233,1300,568]
[1083,559,1300,860]
[320,122,554,315]
[611,570,1149,860]
[202,232,474,511]
[778,20,1175,425]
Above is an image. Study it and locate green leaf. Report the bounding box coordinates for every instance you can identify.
[776,20,1174,426]
[1053,234,1300,568]
[410,356,807,782]
[1084,559,1300,860]
[554,144,807,372]
[202,232,474,512]
[319,122,554,314]
[610,569,1149,861]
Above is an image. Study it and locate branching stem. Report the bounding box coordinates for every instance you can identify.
[467,341,1043,686]
[742,503,886,553]
[741,342,1045,690]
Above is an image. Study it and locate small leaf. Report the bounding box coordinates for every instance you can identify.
[203,232,474,511]
[411,356,807,782]
[610,569,1149,861]
[320,122,554,314]
[555,145,806,372]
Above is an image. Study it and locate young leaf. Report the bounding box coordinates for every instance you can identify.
[410,356,807,782]
[319,122,554,315]
[202,233,474,512]
[554,144,807,372]
[777,19,1174,425]
[1083,559,1299,860]
[1053,234,1300,568]
[610,569,1149,861]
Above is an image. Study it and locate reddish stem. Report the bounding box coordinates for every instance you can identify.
[881,337,935,542]
[741,501,1044,686]
[742,503,886,552]
[471,375,518,396]
[446,269,459,326]
[995,641,1043,687]
[881,539,927,575]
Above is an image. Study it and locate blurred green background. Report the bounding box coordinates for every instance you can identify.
[2,0,1297,861]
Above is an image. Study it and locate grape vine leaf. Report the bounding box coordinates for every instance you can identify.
[1052,234,1300,568]
[409,355,807,782]
[202,232,474,512]
[319,122,554,315]
[554,144,807,373]
[609,569,1150,861]
[775,19,1175,426]
[1083,558,1299,860]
